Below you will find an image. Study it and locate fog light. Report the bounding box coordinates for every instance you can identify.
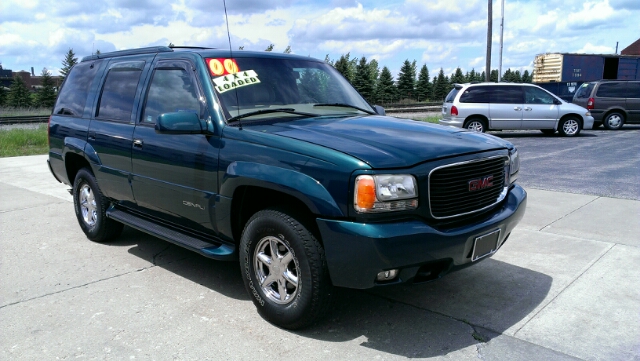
[376,269,399,281]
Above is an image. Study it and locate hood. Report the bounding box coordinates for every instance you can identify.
[260,115,511,168]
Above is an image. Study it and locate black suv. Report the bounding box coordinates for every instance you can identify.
[572,80,640,129]
[48,46,526,329]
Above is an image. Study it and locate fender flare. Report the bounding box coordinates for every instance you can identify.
[220,161,343,217]
[62,137,101,166]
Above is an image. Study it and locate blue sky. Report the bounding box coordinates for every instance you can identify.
[1,0,639,79]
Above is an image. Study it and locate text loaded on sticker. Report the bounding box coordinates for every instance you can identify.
[207,58,239,76]
[213,70,260,93]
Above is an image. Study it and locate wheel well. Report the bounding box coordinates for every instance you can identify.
[559,113,583,128]
[230,186,320,244]
[464,115,489,127]
[604,109,627,120]
[64,153,91,185]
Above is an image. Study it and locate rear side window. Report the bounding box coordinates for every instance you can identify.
[444,88,460,103]
[596,82,627,98]
[142,66,202,124]
[628,82,640,98]
[54,61,102,116]
[489,86,523,104]
[574,82,595,99]
[459,86,490,103]
[96,66,143,121]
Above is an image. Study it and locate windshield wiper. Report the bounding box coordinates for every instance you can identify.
[227,108,317,123]
[313,103,375,115]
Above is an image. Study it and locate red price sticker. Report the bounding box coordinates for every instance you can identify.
[206,58,240,76]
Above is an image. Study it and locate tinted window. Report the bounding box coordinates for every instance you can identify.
[459,86,490,103]
[54,61,102,116]
[574,82,595,99]
[489,86,523,104]
[626,82,640,98]
[142,67,201,124]
[444,88,460,103]
[524,87,556,104]
[596,82,627,98]
[96,68,142,121]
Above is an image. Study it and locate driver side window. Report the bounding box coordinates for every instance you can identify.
[524,87,555,104]
[142,66,202,124]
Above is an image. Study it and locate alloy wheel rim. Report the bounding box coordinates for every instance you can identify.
[79,184,97,227]
[563,120,578,135]
[253,235,300,304]
[467,121,484,132]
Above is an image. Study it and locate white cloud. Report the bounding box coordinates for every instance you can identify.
[575,42,615,54]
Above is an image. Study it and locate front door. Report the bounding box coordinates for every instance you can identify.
[522,86,560,129]
[130,60,220,234]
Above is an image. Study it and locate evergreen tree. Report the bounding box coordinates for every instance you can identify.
[396,59,416,101]
[480,71,486,81]
[490,69,499,82]
[522,70,531,83]
[8,75,32,108]
[324,54,333,66]
[416,64,431,102]
[468,68,478,82]
[513,70,522,83]
[0,84,6,106]
[451,67,465,84]
[502,68,513,82]
[60,48,78,83]
[334,53,355,83]
[265,44,274,51]
[239,46,245,50]
[283,45,292,54]
[433,68,448,101]
[35,68,57,108]
[368,59,380,103]
[353,56,374,102]
[376,66,396,104]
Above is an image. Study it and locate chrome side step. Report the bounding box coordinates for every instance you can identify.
[106,207,236,261]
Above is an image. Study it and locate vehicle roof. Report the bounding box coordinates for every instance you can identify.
[81,46,322,63]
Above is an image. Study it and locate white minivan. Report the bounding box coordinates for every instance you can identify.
[440,83,594,137]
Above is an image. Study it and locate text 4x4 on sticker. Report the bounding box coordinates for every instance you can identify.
[213,70,260,93]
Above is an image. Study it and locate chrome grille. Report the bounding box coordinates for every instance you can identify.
[429,156,507,219]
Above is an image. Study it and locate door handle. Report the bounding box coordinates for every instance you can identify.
[133,139,143,148]
[514,107,522,111]
[524,107,532,111]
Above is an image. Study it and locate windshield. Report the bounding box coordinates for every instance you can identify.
[208,57,374,122]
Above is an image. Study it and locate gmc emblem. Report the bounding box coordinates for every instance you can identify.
[469,175,494,191]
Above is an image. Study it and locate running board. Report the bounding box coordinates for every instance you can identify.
[106,208,236,261]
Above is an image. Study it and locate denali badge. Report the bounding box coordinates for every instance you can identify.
[469,175,494,191]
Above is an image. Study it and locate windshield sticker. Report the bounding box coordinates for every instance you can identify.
[206,58,239,77]
[213,70,260,93]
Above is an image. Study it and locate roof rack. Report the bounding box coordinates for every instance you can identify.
[81,46,173,61]
[169,45,216,50]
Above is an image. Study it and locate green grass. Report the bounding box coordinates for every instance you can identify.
[415,115,442,124]
[0,107,52,117]
[0,125,48,157]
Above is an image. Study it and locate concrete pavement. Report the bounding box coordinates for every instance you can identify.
[1,155,639,360]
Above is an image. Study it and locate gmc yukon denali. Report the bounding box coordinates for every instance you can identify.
[48,46,527,329]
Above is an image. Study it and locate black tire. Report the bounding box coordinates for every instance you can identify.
[558,116,581,137]
[603,112,624,130]
[540,129,556,135]
[240,209,333,329]
[592,122,602,129]
[72,168,123,242]
[463,118,487,133]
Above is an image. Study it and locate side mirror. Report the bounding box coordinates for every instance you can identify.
[155,112,202,134]
[373,105,386,115]
[553,99,562,105]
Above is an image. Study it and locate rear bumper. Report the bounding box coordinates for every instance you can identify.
[439,117,465,128]
[317,185,527,289]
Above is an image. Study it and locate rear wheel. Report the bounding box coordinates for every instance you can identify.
[240,209,333,329]
[558,116,581,137]
[464,118,487,133]
[73,168,123,242]
[603,112,624,130]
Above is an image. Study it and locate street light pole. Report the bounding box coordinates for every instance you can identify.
[486,0,492,82]
[498,0,504,82]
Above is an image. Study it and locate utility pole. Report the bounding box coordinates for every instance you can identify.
[498,0,504,82]
[486,0,492,82]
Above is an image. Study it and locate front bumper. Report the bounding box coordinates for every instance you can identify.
[439,117,464,128]
[582,115,595,129]
[317,185,527,289]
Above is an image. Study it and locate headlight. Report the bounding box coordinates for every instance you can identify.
[508,149,520,184]
[354,174,418,213]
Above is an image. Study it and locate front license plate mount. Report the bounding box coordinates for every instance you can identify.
[471,229,501,261]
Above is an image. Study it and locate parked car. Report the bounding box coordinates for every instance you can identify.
[440,83,594,136]
[48,46,526,329]
[572,80,640,130]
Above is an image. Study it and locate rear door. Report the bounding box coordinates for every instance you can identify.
[522,86,560,129]
[594,82,628,116]
[488,85,523,129]
[130,59,221,234]
[626,82,640,123]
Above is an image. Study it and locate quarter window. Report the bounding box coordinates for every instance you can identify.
[54,61,102,117]
[459,87,490,103]
[96,68,143,121]
[142,67,202,124]
[625,82,640,98]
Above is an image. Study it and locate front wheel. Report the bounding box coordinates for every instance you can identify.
[464,118,487,133]
[558,117,581,137]
[73,168,123,242]
[240,209,333,329]
[603,112,624,130]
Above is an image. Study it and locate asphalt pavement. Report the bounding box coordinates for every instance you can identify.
[1,146,639,360]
